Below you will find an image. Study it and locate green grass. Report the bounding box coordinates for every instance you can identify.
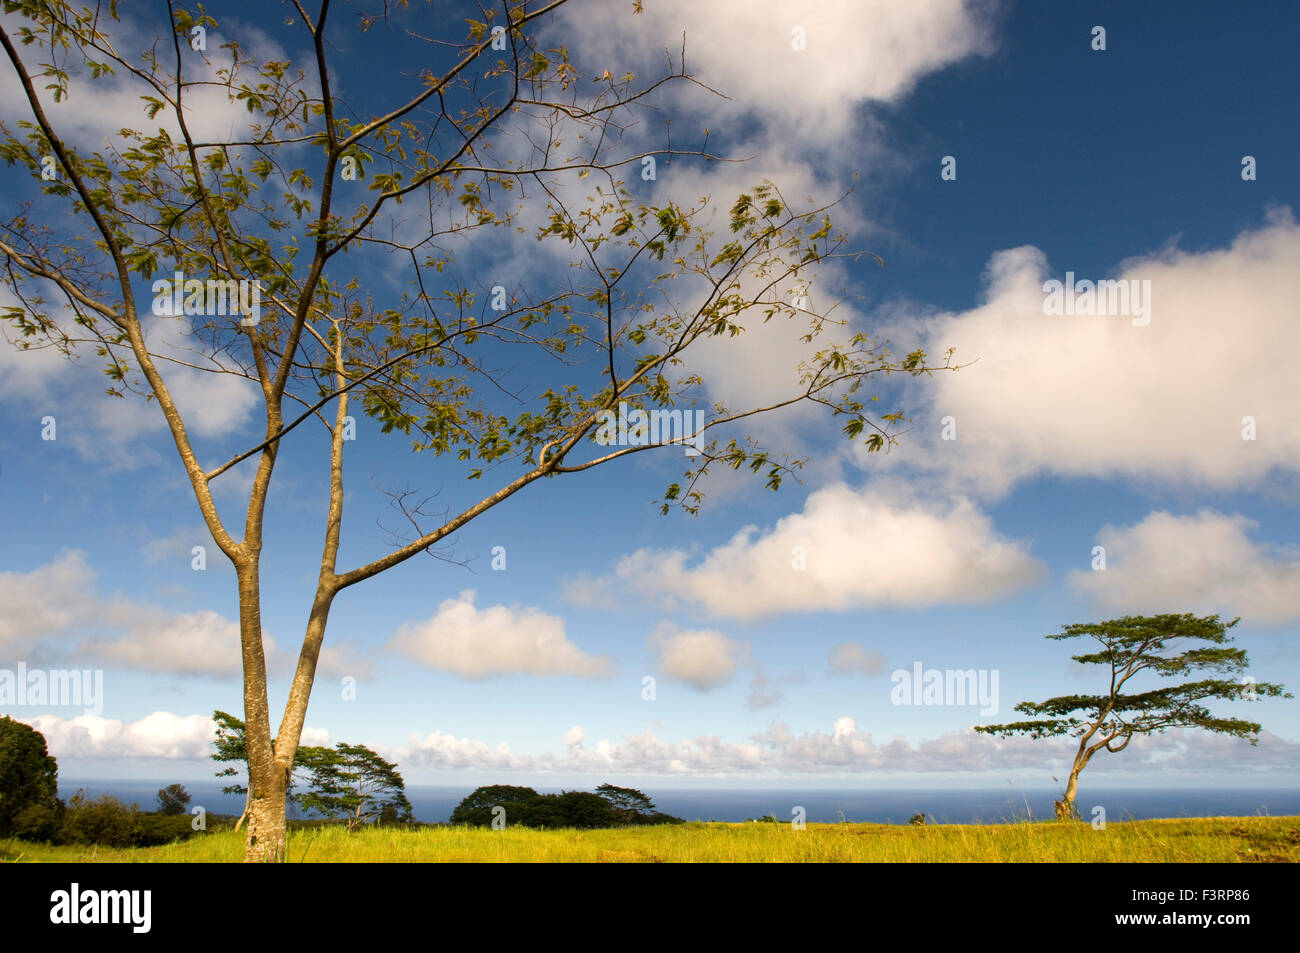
[4,816,1297,862]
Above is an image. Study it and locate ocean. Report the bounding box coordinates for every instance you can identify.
[59,780,1300,825]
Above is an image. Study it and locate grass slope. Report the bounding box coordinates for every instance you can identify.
[4,816,1298,863]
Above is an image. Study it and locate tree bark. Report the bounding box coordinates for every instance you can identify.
[245,765,288,862]
[235,563,283,862]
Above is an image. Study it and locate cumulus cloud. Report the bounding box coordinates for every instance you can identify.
[828,643,888,676]
[584,484,1043,620]
[513,1,1002,478]
[649,622,740,690]
[885,211,1300,495]
[557,0,997,141]
[300,725,331,747]
[0,550,251,676]
[400,719,1300,777]
[1069,510,1300,625]
[390,590,613,679]
[403,729,528,771]
[77,609,253,677]
[0,551,99,655]
[21,710,330,761]
[22,711,218,760]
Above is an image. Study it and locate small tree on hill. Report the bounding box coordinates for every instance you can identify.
[595,783,655,821]
[155,783,191,816]
[450,785,541,827]
[975,613,1290,819]
[293,743,414,831]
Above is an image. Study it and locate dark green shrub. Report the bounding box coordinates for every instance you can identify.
[60,791,197,847]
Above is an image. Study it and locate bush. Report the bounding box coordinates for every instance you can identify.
[449,784,542,827]
[451,783,682,829]
[59,792,196,847]
[11,801,63,842]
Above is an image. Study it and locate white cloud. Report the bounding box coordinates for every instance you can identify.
[557,0,996,141]
[649,622,739,690]
[390,590,613,679]
[403,729,528,771]
[887,211,1300,495]
[0,551,99,655]
[21,710,330,761]
[77,609,253,677]
[0,12,290,149]
[591,483,1042,619]
[829,643,887,676]
[300,725,331,747]
[0,551,252,676]
[22,711,216,760]
[1069,510,1300,625]
[399,719,1300,776]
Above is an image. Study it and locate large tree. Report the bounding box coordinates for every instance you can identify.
[0,716,61,840]
[975,613,1290,819]
[0,2,951,860]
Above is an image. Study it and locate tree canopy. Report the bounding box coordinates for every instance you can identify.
[0,716,61,840]
[975,613,1290,816]
[451,783,680,829]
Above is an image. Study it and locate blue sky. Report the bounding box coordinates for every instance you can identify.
[1,0,1297,794]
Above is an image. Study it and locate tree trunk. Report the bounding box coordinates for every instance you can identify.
[245,765,288,862]
[1056,756,1086,820]
[235,563,283,862]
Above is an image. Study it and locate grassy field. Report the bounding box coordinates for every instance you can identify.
[4,816,1297,863]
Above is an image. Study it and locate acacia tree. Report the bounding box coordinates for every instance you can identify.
[294,743,414,831]
[0,1,953,861]
[975,613,1290,819]
[594,782,654,819]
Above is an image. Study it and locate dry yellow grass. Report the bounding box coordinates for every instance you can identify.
[4,815,1297,863]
